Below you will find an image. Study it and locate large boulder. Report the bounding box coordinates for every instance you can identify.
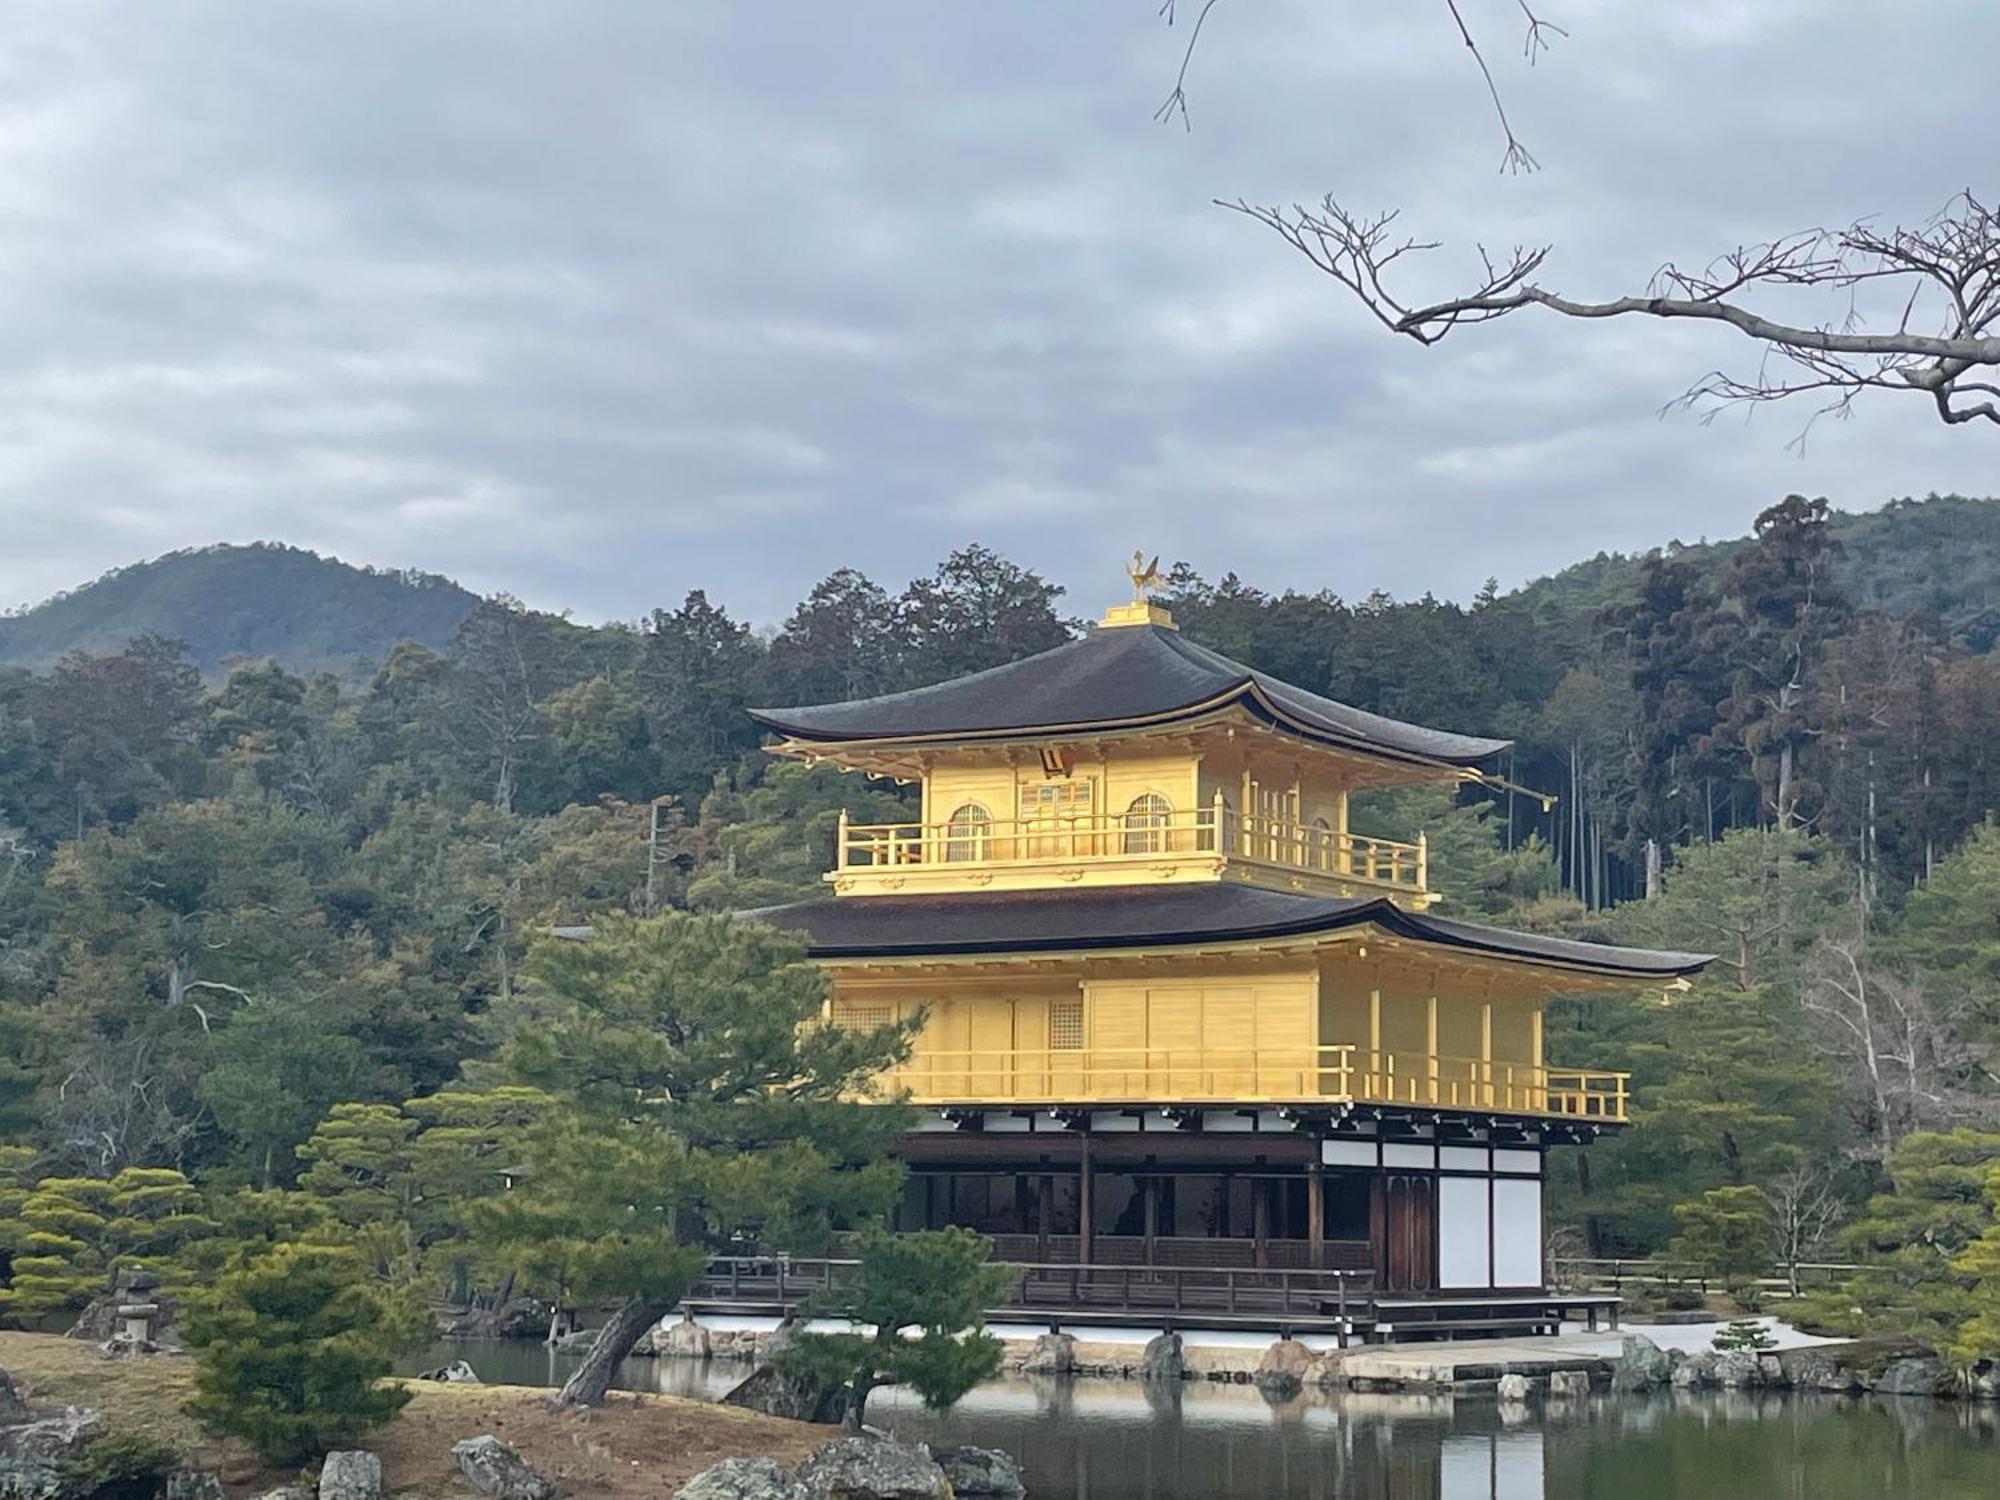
[1670,1353,1713,1390]
[0,1374,26,1427]
[933,1447,1025,1499]
[452,1436,557,1500]
[317,1450,383,1500]
[0,1408,105,1463]
[1612,1334,1673,1392]
[659,1316,714,1360]
[1253,1338,1317,1396]
[1018,1332,1077,1376]
[720,1361,848,1426]
[795,1437,950,1500]
[1548,1370,1592,1400]
[1776,1348,1845,1392]
[552,1329,601,1356]
[1713,1351,1761,1390]
[0,1458,62,1500]
[1877,1355,1948,1397]
[675,1458,808,1500]
[418,1359,480,1383]
[1496,1373,1533,1403]
[1966,1359,2000,1401]
[1138,1332,1186,1384]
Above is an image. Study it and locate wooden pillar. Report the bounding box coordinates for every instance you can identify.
[1253,1179,1270,1268]
[1531,1005,1545,1112]
[1368,988,1382,1097]
[1078,1133,1094,1264]
[1142,1176,1159,1263]
[1307,1157,1326,1270]
[1426,995,1439,1105]
[1480,1001,1494,1107]
[1038,1172,1053,1262]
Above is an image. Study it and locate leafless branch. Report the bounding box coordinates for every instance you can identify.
[1232,190,2000,435]
[1159,0,1562,169]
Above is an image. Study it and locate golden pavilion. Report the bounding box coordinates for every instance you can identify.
[744,567,1707,1332]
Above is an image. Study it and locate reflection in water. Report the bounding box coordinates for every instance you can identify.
[405,1340,2000,1500]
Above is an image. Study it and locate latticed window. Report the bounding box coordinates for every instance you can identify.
[1050,996,1084,1050]
[942,802,991,862]
[832,1001,894,1033]
[1020,781,1092,819]
[1121,792,1173,854]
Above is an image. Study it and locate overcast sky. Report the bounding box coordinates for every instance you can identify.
[0,1,1993,626]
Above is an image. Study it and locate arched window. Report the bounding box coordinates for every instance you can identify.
[942,802,992,862]
[1122,793,1174,854]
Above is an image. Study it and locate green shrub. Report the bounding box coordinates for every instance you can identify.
[52,1432,183,1500]
[1711,1316,1778,1353]
[181,1241,428,1464]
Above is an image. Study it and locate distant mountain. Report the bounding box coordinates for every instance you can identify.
[1512,494,2000,650]
[0,543,480,679]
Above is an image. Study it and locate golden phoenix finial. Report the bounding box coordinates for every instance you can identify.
[1126,549,1163,603]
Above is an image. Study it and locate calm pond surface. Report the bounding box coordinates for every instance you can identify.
[406,1338,2000,1500]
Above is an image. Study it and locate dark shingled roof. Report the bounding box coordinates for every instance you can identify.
[745,885,1711,980]
[748,624,1509,768]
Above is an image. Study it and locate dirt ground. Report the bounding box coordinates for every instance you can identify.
[0,1330,824,1498]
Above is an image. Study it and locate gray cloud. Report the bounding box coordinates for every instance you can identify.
[0,1,1993,626]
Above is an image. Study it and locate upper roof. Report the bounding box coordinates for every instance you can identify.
[748,623,1510,769]
[745,884,1710,981]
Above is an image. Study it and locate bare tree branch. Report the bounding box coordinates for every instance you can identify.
[1159,0,1562,170]
[1231,190,2000,436]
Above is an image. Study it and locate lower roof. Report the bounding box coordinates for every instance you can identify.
[744,885,1710,981]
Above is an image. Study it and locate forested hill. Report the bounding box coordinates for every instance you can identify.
[1516,493,2000,650]
[0,542,479,678]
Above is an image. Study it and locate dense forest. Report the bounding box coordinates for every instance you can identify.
[5,494,2000,1333]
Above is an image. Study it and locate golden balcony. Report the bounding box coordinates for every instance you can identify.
[867,1045,1628,1122]
[830,803,1429,902]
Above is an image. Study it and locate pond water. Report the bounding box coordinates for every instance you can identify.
[404,1338,2000,1500]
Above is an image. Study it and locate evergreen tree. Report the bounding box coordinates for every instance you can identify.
[480,912,915,1406]
[780,1228,1012,1430]
[182,1241,427,1464]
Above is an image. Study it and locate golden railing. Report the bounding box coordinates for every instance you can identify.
[870,1044,1627,1121]
[835,803,1427,892]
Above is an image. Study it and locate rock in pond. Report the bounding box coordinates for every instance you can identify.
[1877,1355,1947,1397]
[317,1449,383,1500]
[1714,1351,1761,1389]
[659,1315,713,1359]
[418,1358,480,1383]
[795,1437,950,1500]
[1018,1331,1077,1376]
[1139,1332,1186,1383]
[1253,1338,1317,1395]
[1613,1334,1673,1392]
[552,1328,601,1356]
[934,1445,1026,1499]
[452,1435,557,1500]
[674,1457,809,1500]
[1548,1369,1592,1399]
[1496,1373,1533,1402]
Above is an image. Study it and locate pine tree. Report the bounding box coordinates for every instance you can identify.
[479,912,915,1406]
[779,1228,1013,1430]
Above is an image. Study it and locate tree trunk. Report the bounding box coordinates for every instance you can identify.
[555,1295,669,1408]
[844,1371,875,1431]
